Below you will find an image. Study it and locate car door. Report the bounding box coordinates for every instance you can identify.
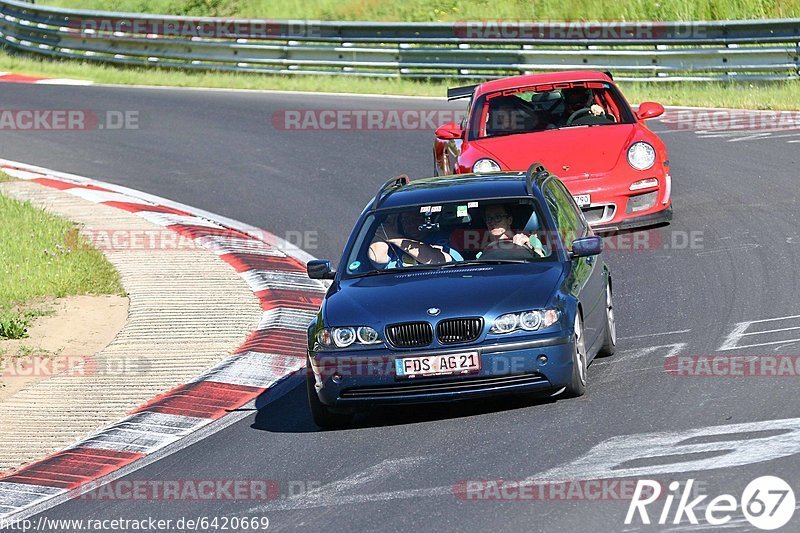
[544,180,606,346]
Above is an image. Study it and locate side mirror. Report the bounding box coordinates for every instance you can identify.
[307,260,336,280]
[636,101,665,120]
[435,122,463,140]
[571,236,603,258]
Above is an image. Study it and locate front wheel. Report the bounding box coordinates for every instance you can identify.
[306,360,353,429]
[598,282,616,357]
[563,313,587,398]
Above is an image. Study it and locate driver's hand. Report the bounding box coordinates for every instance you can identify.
[590,104,605,116]
[512,233,533,249]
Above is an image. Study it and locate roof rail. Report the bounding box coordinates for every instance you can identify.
[525,162,549,196]
[371,174,409,210]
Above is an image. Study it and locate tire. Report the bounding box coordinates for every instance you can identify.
[306,360,353,429]
[598,282,617,357]
[563,313,587,398]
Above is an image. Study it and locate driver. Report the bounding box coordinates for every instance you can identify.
[561,87,605,125]
[481,204,545,257]
[368,211,463,268]
[565,87,593,114]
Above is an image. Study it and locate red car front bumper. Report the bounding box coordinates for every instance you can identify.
[561,166,672,232]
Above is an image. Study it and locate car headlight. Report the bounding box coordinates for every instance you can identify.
[490,309,560,334]
[316,329,332,348]
[491,313,518,334]
[472,158,502,173]
[316,326,382,349]
[356,326,381,345]
[627,142,656,171]
[519,311,543,331]
[332,327,356,348]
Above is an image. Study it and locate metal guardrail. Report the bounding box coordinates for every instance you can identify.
[0,0,798,81]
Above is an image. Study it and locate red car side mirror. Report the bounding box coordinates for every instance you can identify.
[636,102,665,120]
[435,122,463,140]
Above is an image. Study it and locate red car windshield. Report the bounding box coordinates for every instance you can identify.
[468,81,635,140]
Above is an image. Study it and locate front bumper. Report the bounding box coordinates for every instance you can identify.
[593,204,673,233]
[563,166,672,231]
[309,335,574,408]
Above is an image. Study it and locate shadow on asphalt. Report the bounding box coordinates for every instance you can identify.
[250,377,560,434]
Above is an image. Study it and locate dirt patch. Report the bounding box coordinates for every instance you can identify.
[0,295,128,401]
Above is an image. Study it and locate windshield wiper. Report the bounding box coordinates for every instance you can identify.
[351,265,441,278]
[352,260,528,278]
[444,259,529,267]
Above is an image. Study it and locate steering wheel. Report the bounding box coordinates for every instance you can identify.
[480,241,537,260]
[566,107,593,126]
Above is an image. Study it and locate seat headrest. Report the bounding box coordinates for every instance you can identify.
[523,211,540,232]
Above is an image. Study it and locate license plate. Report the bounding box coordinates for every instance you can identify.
[395,351,480,379]
[573,194,591,207]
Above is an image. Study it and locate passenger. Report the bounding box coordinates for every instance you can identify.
[368,211,462,268]
[482,204,546,258]
[487,96,527,135]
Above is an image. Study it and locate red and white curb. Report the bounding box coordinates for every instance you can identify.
[0,159,324,520]
[0,72,92,85]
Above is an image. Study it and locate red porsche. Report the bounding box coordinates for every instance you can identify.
[433,71,672,232]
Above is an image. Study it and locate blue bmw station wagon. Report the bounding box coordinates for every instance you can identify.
[306,164,616,428]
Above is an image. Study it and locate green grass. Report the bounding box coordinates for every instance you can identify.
[0,182,124,339]
[618,80,800,110]
[1,51,799,109]
[0,52,449,94]
[42,0,800,21]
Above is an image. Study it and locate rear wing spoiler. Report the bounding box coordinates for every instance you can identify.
[447,85,477,101]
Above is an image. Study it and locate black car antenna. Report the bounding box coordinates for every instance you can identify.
[371,174,409,210]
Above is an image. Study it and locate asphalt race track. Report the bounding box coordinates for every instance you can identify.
[1,83,799,532]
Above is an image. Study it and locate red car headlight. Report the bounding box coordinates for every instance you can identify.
[627,142,656,171]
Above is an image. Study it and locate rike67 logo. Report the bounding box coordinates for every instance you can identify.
[626,476,795,530]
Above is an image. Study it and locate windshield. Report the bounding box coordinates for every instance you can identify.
[343,199,558,278]
[469,81,635,140]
